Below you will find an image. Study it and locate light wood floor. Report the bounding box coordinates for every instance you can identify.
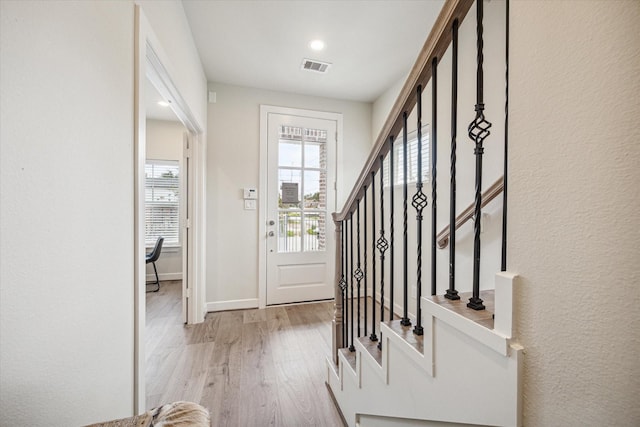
[145,280,344,426]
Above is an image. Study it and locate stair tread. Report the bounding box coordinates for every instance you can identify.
[358,336,382,366]
[428,290,495,329]
[386,319,424,354]
[339,348,357,372]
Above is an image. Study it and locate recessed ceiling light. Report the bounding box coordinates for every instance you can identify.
[309,40,325,51]
[157,100,170,107]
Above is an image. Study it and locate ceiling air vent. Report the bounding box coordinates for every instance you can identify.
[301,58,331,74]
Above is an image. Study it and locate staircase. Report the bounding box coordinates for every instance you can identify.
[326,1,522,425]
[326,273,522,426]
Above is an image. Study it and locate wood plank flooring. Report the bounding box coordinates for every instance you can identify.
[145,281,344,426]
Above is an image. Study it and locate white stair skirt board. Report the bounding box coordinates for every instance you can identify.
[327,272,523,427]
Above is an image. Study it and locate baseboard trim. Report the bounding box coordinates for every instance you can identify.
[146,272,182,282]
[206,298,259,312]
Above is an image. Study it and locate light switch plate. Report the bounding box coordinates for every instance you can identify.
[244,199,257,210]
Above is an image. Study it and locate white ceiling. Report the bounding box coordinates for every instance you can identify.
[182,0,445,103]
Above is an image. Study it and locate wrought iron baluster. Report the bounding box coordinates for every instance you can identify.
[355,201,363,338]
[412,85,427,336]
[377,155,389,350]
[389,136,395,320]
[446,19,460,301]
[431,57,438,297]
[401,113,411,326]
[349,213,356,351]
[369,172,378,342]
[502,0,510,272]
[339,220,347,346]
[342,220,348,346]
[467,0,491,311]
[363,186,368,336]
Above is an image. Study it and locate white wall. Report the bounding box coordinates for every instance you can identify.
[0,1,135,424]
[146,119,185,281]
[371,77,406,143]
[509,1,640,425]
[206,82,371,305]
[0,1,206,425]
[146,119,184,161]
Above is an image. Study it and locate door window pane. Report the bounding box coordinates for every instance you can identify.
[278,169,301,209]
[278,141,302,168]
[304,141,327,169]
[303,212,325,251]
[278,211,301,253]
[303,170,327,209]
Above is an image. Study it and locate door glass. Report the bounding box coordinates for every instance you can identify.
[277,125,327,253]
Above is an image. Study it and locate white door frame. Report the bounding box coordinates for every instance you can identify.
[134,6,206,412]
[258,105,343,308]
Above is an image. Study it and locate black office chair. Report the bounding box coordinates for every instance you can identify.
[146,236,164,293]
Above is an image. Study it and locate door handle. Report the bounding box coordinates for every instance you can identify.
[268,220,275,226]
[268,231,275,237]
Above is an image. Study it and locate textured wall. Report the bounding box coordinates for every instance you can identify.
[0,1,135,424]
[0,1,207,424]
[509,1,640,425]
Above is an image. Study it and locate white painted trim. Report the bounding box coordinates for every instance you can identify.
[145,273,182,282]
[355,337,387,384]
[494,271,518,339]
[326,356,340,383]
[422,296,509,356]
[258,105,344,309]
[338,348,360,385]
[206,298,259,312]
[133,6,148,413]
[380,320,433,378]
[134,5,206,413]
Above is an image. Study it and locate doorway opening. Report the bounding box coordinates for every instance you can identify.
[135,6,205,412]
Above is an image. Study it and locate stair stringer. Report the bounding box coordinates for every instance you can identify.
[327,272,523,427]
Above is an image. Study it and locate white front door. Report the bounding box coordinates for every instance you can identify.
[265,112,337,305]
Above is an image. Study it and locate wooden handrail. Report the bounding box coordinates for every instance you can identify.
[436,176,504,249]
[334,0,473,222]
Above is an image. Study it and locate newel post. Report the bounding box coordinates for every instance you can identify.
[331,213,343,365]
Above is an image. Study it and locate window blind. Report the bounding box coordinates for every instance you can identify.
[383,125,430,187]
[145,160,180,246]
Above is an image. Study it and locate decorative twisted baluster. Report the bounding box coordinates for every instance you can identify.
[377,155,389,349]
[412,85,427,336]
[467,0,491,311]
[354,201,363,338]
[369,172,378,342]
[401,112,411,326]
[349,213,356,351]
[337,220,346,347]
[389,136,395,320]
[431,57,438,297]
[446,19,461,301]
[363,185,368,336]
[339,276,347,347]
[341,220,348,346]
